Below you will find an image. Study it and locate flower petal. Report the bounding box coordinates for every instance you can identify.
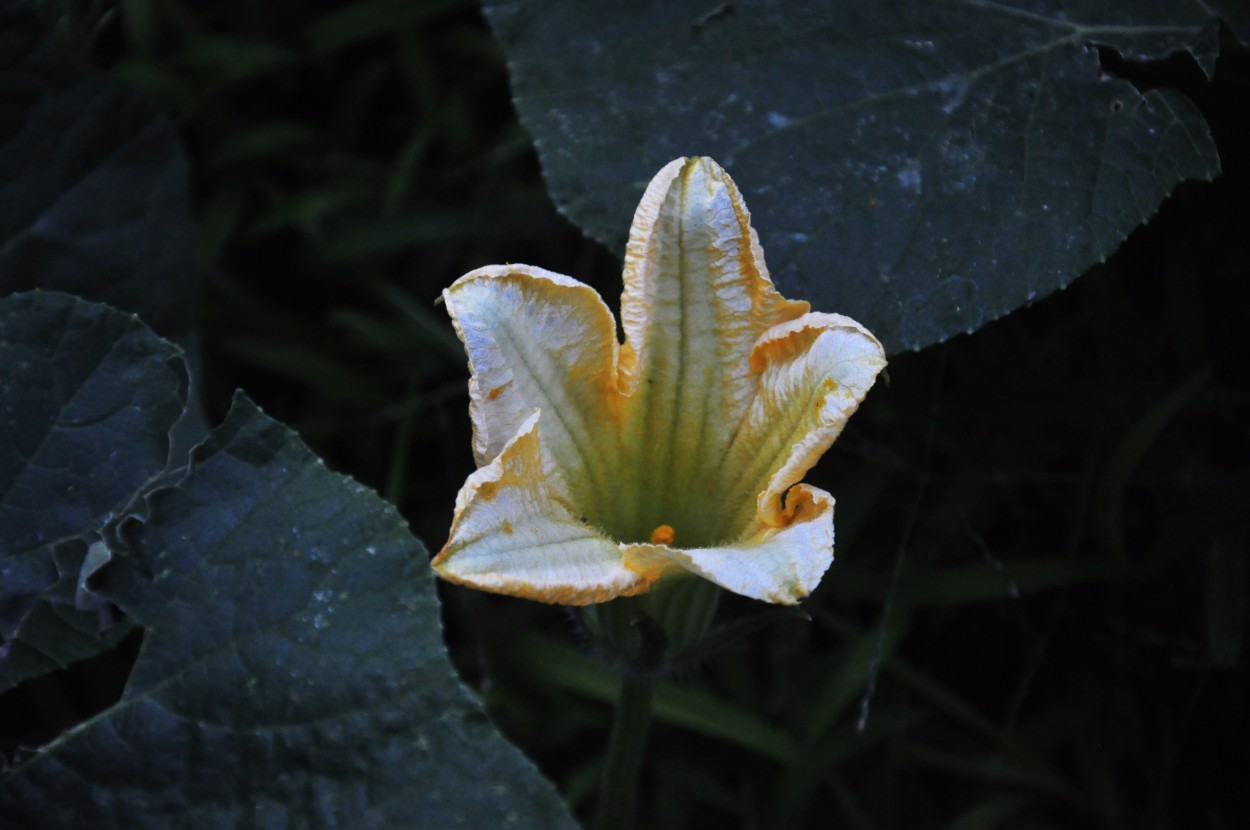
[434,412,651,605]
[621,484,834,605]
[725,313,886,533]
[444,265,622,518]
[614,157,809,544]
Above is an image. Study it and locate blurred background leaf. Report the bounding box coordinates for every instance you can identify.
[0,1,201,342]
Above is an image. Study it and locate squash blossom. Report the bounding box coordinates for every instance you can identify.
[433,157,886,605]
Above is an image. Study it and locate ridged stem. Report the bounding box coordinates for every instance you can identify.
[592,671,654,830]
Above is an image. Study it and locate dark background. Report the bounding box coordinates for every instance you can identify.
[4,2,1249,827]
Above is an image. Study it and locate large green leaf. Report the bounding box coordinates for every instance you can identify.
[0,291,184,690]
[0,3,213,684]
[0,2,201,341]
[0,293,577,829]
[484,0,1224,352]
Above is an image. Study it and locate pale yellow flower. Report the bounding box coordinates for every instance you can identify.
[433,157,886,605]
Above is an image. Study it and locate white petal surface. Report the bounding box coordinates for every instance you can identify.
[435,157,887,606]
[622,485,835,605]
[614,157,808,544]
[434,412,650,605]
[444,265,622,520]
[724,313,886,534]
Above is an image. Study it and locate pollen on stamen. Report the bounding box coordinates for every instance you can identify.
[649,524,675,545]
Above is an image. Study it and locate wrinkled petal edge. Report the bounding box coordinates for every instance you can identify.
[621,484,834,605]
[434,411,652,605]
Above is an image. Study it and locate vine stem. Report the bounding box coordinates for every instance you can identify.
[592,671,654,830]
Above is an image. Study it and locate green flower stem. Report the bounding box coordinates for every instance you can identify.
[643,576,720,653]
[592,671,654,830]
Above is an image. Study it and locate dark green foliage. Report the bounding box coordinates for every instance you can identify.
[484,0,1225,353]
[0,291,183,690]
[0,2,200,340]
[2,1,1248,828]
[0,293,576,828]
